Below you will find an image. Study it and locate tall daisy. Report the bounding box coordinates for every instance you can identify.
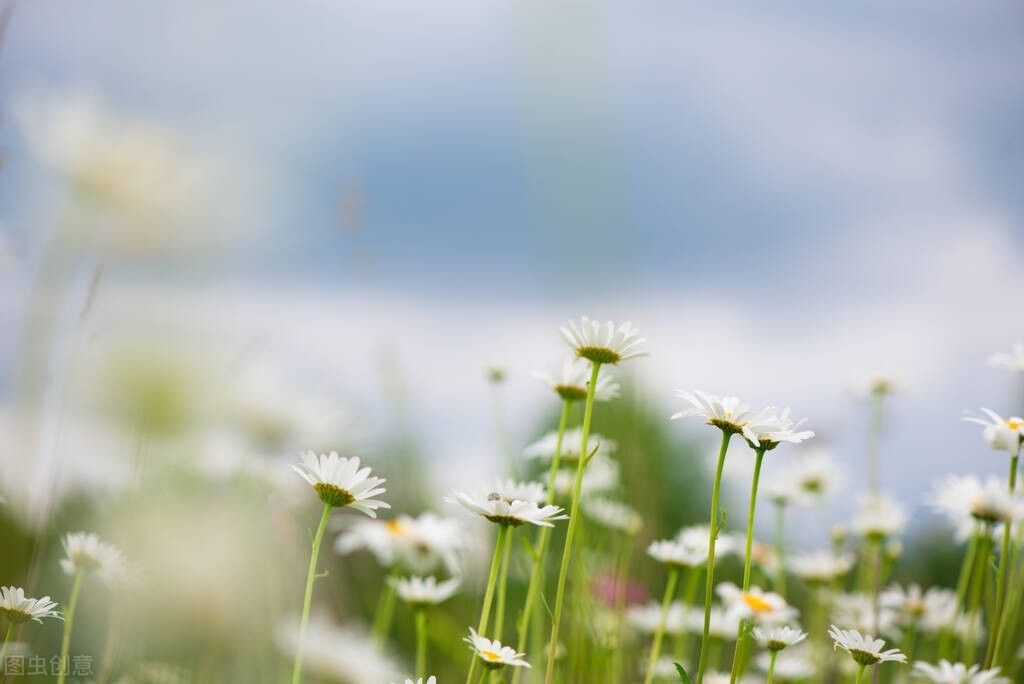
[829,625,905,683]
[544,317,645,684]
[0,586,61,661]
[533,357,621,402]
[290,452,388,684]
[465,628,530,670]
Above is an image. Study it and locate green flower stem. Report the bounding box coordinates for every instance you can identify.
[774,500,787,597]
[766,650,778,684]
[643,567,681,684]
[0,623,14,663]
[729,447,765,684]
[494,527,515,643]
[371,565,401,647]
[544,361,602,684]
[466,524,511,684]
[57,568,85,684]
[512,398,571,684]
[987,448,1020,668]
[855,663,867,684]
[292,502,332,684]
[415,607,428,679]
[938,528,979,660]
[965,528,993,661]
[696,430,733,684]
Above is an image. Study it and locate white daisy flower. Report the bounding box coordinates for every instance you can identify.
[766,449,843,506]
[523,428,617,463]
[851,493,907,539]
[335,513,464,575]
[964,409,1024,453]
[627,601,687,636]
[752,625,807,651]
[756,649,816,680]
[880,585,959,629]
[533,358,621,402]
[744,408,814,450]
[393,678,437,684]
[60,532,128,581]
[676,524,739,559]
[928,475,1023,538]
[700,605,742,639]
[491,479,547,504]
[559,316,647,365]
[388,575,460,606]
[988,342,1024,374]
[672,390,775,442]
[464,628,530,669]
[828,625,906,666]
[291,451,389,516]
[717,582,797,626]
[912,660,1009,683]
[788,550,855,585]
[581,497,642,535]
[852,375,898,399]
[447,491,568,527]
[276,614,401,682]
[832,592,901,637]
[647,539,708,569]
[0,586,61,624]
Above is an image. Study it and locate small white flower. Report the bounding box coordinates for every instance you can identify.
[60,532,127,582]
[388,576,460,606]
[912,660,1009,683]
[0,587,61,624]
[464,628,531,669]
[291,451,389,516]
[447,491,568,527]
[851,493,907,539]
[756,649,816,680]
[559,316,647,365]
[788,550,854,585]
[676,524,739,559]
[335,513,464,575]
[828,624,906,666]
[987,342,1024,374]
[928,475,1023,539]
[533,358,621,402]
[276,614,401,681]
[553,454,620,497]
[717,582,797,626]
[881,584,959,629]
[744,407,814,450]
[647,538,708,568]
[964,409,1024,453]
[582,498,642,535]
[852,375,898,399]
[832,592,901,637]
[523,428,617,463]
[752,625,807,651]
[672,390,775,443]
[393,678,437,684]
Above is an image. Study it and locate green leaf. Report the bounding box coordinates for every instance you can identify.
[673,662,694,684]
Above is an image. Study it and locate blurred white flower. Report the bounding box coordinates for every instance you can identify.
[912,660,1008,683]
[388,576,460,606]
[394,679,437,684]
[755,649,816,680]
[928,474,1023,539]
[464,628,530,669]
[291,452,389,516]
[0,587,61,624]
[560,316,647,365]
[447,491,567,527]
[276,614,402,682]
[851,493,907,539]
[880,584,957,629]
[647,538,709,569]
[627,601,686,636]
[523,428,617,463]
[676,524,739,559]
[553,454,620,498]
[964,409,1024,453]
[581,497,642,535]
[788,550,854,585]
[533,358,621,402]
[832,593,901,638]
[752,625,806,651]
[987,343,1024,374]
[851,375,899,399]
[829,625,906,666]
[335,513,464,575]
[765,449,844,506]
[716,582,797,626]
[60,532,128,582]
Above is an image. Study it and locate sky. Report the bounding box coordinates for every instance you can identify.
[1,0,1023,541]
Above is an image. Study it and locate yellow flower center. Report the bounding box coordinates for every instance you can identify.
[1006,419,1023,430]
[480,650,503,662]
[386,520,409,537]
[743,594,774,613]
